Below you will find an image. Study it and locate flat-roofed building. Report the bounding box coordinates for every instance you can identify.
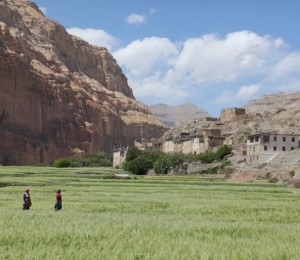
[246,133,300,165]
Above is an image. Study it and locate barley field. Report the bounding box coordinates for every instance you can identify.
[0,167,300,259]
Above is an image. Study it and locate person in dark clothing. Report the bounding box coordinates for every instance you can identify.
[23,188,32,210]
[54,189,62,211]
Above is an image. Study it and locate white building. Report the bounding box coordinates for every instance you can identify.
[246,133,300,165]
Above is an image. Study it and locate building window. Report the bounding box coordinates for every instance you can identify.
[263,135,270,142]
[273,136,277,141]
[291,147,294,151]
[282,147,286,151]
[283,137,286,142]
[292,137,295,142]
[273,146,277,151]
[264,146,267,151]
[250,137,254,143]
[255,136,259,142]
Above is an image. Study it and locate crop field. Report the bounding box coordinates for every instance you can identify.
[1,167,300,259]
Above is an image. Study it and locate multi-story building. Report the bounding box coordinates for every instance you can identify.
[246,133,300,165]
[162,129,224,155]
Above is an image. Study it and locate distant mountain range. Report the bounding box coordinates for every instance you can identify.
[148,103,210,128]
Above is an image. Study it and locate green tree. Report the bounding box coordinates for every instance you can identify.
[125,147,142,162]
[123,156,153,175]
[153,153,185,174]
[197,151,216,163]
[215,145,232,160]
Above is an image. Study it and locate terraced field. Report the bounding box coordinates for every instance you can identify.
[1,167,300,259]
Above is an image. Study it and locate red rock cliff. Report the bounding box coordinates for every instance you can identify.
[0,0,167,165]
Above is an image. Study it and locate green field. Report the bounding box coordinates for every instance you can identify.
[1,167,300,259]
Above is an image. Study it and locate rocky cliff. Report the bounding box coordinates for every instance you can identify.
[148,103,210,128]
[0,0,167,165]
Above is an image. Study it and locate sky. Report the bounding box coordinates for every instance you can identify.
[33,0,300,116]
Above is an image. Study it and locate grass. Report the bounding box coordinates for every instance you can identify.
[1,166,300,259]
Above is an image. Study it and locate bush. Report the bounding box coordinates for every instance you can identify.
[123,156,153,175]
[215,145,232,160]
[269,177,279,183]
[52,158,70,168]
[53,152,112,168]
[289,170,295,178]
[197,151,216,164]
[153,153,185,174]
[125,147,142,162]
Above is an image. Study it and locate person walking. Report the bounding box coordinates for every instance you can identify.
[54,189,62,211]
[22,188,32,210]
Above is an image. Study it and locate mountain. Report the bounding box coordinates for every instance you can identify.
[0,0,167,165]
[244,92,300,113]
[148,103,210,128]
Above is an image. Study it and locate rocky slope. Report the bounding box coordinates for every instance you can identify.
[244,92,300,113]
[148,103,210,128]
[0,0,167,165]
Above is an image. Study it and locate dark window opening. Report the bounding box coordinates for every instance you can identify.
[264,146,267,151]
[282,147,286,151]
[263,135,270,142]
[273,146,277,151]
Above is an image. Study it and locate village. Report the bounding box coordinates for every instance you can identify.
[113,107,300,169]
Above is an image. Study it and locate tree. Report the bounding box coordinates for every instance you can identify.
[215,145,232,160]
[123,156,152,175]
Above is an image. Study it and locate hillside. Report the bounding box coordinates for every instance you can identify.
[160,91,300,180]
[0,0,167,165]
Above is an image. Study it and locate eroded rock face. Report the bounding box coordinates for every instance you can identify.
[0,0,167,165]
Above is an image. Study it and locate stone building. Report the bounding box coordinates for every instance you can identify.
[112,146,128,168]
[220,107,246,122]
[162,129,224,155]
[246,133,300,165]
[113,140,161,168]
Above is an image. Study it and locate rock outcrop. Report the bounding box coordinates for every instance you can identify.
[0,0,167,165]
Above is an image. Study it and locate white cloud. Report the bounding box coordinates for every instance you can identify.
[216,84,261,103]
[168,31,284,85]
[113,31,289,106]
[272,52,300,78]
[67,27,119,51]
[126,14,146,25]
[113,37,179,76]
[39,7,47,14]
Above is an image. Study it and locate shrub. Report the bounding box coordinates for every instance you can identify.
[215,145,232,160]
[123,156,153,175]
[153,153,185,174]
[269,177,279,183]
[289,170,295,178]
[197,151,216,164]
[125,147,142,162]
[52,158,70,168]
[53,152,112,168]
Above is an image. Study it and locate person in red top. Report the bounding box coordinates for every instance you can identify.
[54,189,62,211]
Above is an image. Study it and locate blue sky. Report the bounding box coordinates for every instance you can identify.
[34,0,300,116]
